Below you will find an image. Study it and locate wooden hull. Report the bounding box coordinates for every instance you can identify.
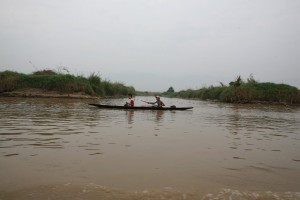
[89,104,193,110]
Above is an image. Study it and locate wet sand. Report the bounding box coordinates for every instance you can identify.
[0,88,99,99]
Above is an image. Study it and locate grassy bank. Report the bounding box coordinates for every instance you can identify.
[164,77,300,105]
[0,70,135,97]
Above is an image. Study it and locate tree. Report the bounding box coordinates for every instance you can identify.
[166,86,175,93]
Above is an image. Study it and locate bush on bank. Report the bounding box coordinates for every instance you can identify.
[0,70,135,97]
[169,82,299,105]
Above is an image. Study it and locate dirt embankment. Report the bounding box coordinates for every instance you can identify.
[0,88,100,99]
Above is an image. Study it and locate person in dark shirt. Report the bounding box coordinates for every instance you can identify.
[147,96,165,107]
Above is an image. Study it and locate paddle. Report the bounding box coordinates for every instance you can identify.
[141,100,154,104]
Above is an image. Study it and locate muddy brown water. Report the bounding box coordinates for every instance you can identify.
[0,97,299,200]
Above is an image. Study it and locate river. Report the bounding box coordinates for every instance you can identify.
[0,97,299,200]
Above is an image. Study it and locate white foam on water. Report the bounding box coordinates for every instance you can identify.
[0,183,299,200]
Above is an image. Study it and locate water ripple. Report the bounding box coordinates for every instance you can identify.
[0,97,299,194]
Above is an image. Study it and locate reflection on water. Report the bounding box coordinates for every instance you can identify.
[125,110,134,125]
[0,97,299,199]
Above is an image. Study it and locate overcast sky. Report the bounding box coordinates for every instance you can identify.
[1,0,299,91]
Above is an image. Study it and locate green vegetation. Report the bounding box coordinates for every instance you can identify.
[0,70,135,97]
[163,76,300,105]
[1,70,299,104]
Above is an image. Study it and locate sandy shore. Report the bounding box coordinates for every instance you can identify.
[0,89,100,99]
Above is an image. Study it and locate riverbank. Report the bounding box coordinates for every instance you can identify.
[0,70,135,99]
[0,88,100,99]
[163,76,300,105]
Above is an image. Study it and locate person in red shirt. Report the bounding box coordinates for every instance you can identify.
[125,93,134,107]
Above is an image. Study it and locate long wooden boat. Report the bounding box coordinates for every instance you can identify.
[89,104,193,110]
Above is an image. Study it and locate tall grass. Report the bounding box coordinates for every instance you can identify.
[0,71,21,92]
[88,72,103,95]
[0,70,135,97]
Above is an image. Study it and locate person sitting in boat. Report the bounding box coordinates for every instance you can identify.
[147,96,165,107]
[124,93,134,107]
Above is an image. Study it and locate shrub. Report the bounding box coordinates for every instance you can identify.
[219,87,234,102]
[174,82,299,104]
[33,69,57,75]
[0,70,136,97]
